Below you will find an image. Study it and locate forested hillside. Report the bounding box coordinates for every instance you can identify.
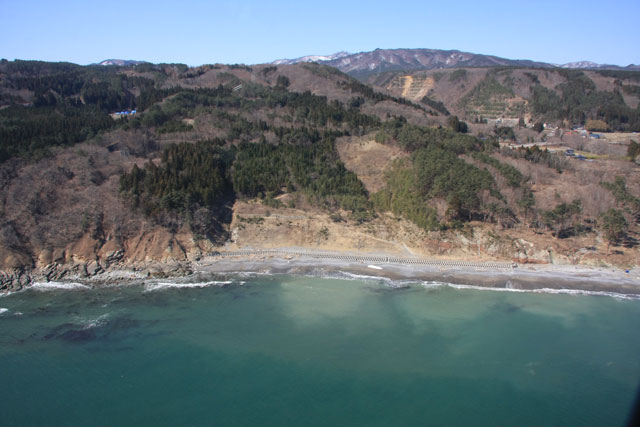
[0,59,638,283]
[368,67,640,131]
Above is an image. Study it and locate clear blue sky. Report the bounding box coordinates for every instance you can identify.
[1,0,639,66]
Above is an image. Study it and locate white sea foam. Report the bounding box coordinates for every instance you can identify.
[224,271,275,279]
[0,308,8,315]
[420,281,448,289]
[336,271,392,282]
[144,280,232,292]
[315,269,394,283]
[431,282,640,300]
[80,313,110,329]
[532,287,640,300]
[29,281,90,291]
[306,269,416,289]
[443,283,530,293]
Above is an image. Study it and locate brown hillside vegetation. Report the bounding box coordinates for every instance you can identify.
[367,67,640,123]
[0,60,639,290]
[336,135,408,193]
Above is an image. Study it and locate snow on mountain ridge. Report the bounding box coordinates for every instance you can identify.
[272,51,350,65]
[270,49,639,76]
[560,61,603,69]
[97,59,147,66]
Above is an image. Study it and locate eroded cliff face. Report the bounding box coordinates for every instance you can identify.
[2,200,638,292]
[225,200,639,269]
[0,226,219,291]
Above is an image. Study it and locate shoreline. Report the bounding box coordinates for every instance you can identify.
[2,248,640,297]
[196,250,640,297]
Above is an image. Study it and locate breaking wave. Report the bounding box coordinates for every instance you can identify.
[29,282,90,291]
[294,269,640,300]
[304,269,415,288]
[437,282,640,300]
[144,280,233,292]
[532,287,640,300]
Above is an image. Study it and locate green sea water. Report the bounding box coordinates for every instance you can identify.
[1,273,639,426]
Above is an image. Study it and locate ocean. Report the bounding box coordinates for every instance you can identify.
[1,273,639,426]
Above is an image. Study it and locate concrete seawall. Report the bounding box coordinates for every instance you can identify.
[212,249,517,271]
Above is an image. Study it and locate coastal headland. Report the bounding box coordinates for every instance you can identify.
[1,61,639,296]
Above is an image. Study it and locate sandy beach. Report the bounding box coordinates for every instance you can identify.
[196,249,640,297]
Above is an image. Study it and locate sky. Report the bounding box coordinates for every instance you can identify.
[1,0,639,66]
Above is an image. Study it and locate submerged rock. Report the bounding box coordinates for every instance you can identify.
[58,328,97,343]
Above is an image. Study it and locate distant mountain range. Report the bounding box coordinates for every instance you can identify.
[272,48,640,77]
[558,60,640,70]
[96,49,640,76]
